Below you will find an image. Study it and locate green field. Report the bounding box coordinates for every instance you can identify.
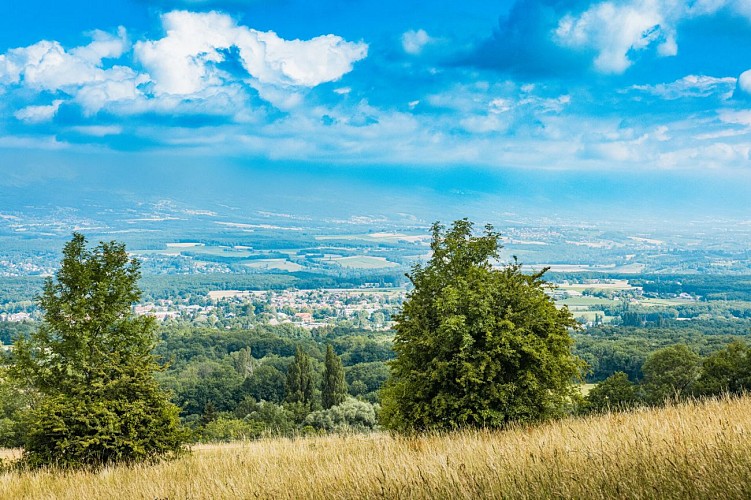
[243,259,305,272]
[332,256,400,269]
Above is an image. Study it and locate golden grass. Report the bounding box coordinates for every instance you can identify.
[3,395,751,499]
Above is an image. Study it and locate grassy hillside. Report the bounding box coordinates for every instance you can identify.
[3,395,751,499]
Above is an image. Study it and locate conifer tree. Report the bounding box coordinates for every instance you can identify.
[321,344,347,409]
[10,233,185,469]
[285,346,314,408]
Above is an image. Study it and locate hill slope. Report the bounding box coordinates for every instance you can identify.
[3,395,751,499]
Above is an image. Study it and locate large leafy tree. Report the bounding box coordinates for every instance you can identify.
[321,344,347,409]
[10,233,185,469]
[381,219,584,431]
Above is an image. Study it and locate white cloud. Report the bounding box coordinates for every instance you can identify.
[69,125,124,137]
[555,1,751,74]
[0,28,143,117]
[555,2,673,73]
[72,27,129,64]
[134,10,368,95]
[14,100,64,123]
[0,10,367,120]
[401,29,433,55]
[718,109,751,127]
[737,69,751,94]
[630,75,737,99]
[0,29,130,91]
[658,142,751,168]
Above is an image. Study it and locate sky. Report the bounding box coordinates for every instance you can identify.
[2,0,751,220]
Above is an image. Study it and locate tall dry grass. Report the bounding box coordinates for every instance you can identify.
[2,394,751,499]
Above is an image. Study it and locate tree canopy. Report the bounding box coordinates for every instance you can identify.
[380,219,584,431]
[10,233,185,469]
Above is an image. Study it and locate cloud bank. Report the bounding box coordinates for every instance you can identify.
[0,11,367,119]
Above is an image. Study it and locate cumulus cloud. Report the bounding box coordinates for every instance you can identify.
[0,28,131,91]
[737,69,751,94]
[14,100,65,123]
[554,0,751,74]
[134,10,368,95]
[401,29,433,55]
[0,10,367,121]
[0,28,142,118]
[555,2,675,73]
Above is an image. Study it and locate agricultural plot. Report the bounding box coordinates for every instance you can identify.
[242,259,305,272]
[316,233,428,244]
[332,256,400,269]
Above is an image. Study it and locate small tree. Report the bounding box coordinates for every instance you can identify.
[380,219,584,431]
[10,233,185,469]
[585,372,641,412]
[322,345,347,409]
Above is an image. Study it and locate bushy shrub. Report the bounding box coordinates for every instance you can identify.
[23,394,184,469]
[585,372,641,412]
[304,398,378,432]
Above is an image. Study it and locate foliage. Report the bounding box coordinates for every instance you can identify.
[332,336,395,365]
[304,398,378,432]
[573,325,749,382]
[0,374,28,448]
[641,344,701,405]
[381,219,584,431]
[285,346,314,409]
[694,341,751,396]
[9,234,185,468]
[161,360,244,415]
[322,345,348,409]
[585,372,641,412]
[198,417,265,442]
[242,362,287,403]
[345,361,389,400]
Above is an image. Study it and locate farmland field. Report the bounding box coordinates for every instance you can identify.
[332,256,400,269]
[243,259,305,272]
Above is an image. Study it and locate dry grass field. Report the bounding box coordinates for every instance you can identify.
[3,395,751,499]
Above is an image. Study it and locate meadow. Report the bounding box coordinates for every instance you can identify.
[2,394,751,499]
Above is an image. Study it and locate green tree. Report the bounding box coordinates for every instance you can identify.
[285,346,314,408]
[322,344,348,409]
[304,398,378,432]
[242,363,287,403]
[380,219,584,431]
[585,372,641,412]
[10,233,185,469]
[641,344,701,405]
[694,341,751,396]
[0,374,28,448]
[230,347,254,379]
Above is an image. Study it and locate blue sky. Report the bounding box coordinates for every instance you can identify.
[2,0,751,219]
